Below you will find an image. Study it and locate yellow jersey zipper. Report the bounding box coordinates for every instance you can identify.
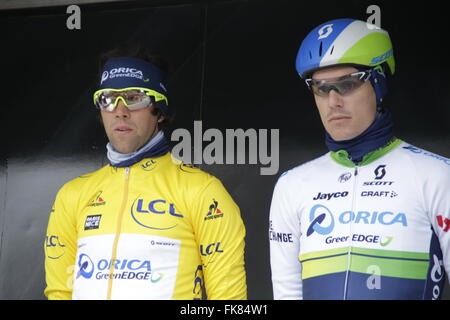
[107,166,130,300]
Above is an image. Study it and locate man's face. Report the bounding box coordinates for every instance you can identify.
[101,101,161,154]
[311,66,377,141]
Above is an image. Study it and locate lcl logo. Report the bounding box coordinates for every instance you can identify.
[200,242,224,256]
[131,197,184,230]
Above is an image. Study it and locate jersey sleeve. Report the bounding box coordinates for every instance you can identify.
[421,161,450,284]
[190,177,247,300]
[44,183,78,300]
[269,174,303,299]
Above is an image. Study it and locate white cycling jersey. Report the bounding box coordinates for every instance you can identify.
[269,138,450,299]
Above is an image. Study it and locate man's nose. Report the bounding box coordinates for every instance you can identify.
[327,89,344,108]
[114,100,130,118]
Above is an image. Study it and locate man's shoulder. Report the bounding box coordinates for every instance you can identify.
[61,164,110,190]
[277,152,331,185]
[158,156,232,200]
[392,141,450,187]
[156,153,218,186]
[396,141,450,170]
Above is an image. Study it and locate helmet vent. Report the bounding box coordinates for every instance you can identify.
[319,41,323,56]
[309,51,312,59]
[330,45,334,55]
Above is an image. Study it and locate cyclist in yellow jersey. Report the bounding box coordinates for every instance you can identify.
[44,46,247,300]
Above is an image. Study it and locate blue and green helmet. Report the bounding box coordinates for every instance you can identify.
[295,18,395,79]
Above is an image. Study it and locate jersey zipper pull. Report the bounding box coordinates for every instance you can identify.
[348,155,359,176]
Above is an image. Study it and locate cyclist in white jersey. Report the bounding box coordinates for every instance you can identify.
[269,18,450,299]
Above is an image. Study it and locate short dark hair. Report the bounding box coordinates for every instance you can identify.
[97,44,174,128]
[98,45,169,75]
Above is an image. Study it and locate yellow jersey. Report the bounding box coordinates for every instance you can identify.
[44,153,247,299]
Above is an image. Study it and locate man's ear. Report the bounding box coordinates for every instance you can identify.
[157,115,165,123]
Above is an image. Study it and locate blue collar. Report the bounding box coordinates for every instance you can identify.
[106,131,170,167]
[325,108,394,164]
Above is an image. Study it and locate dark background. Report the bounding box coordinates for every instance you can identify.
[0,0,449,299]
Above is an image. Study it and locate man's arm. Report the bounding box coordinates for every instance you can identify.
[44,184,77,300]
[269,175,303,299]
[424,162,450,289]
[191,177,247,300]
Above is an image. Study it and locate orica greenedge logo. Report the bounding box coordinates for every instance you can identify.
[306,204,405,246]
[76,253,163,283]
[307,204,335,236]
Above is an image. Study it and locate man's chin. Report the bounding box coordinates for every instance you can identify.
[327,130,360,142]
